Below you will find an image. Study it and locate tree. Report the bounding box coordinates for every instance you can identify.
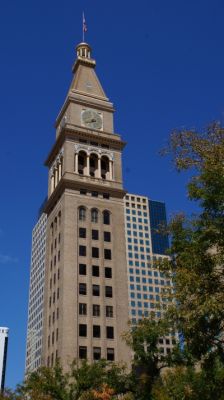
[159,123,224,367]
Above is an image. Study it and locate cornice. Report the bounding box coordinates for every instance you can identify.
[43,178,127,215]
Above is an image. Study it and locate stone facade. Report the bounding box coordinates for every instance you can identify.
[41,42,131,368]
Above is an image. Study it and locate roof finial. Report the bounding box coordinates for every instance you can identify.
[82,12,87,42]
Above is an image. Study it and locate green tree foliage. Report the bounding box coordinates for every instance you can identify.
[159,123,224,367]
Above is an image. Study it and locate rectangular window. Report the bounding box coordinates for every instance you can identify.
[79,324,87,337]
[79,227,86,238]
[103,193,110,199]
[93,347,101,360]
[91,191,98,197]
[79,245,86,256]
[79,346,87,359]
[104,249,112,260]
[92,247,99,258]
[79,303,87,315]
[92,265,100,277]
[93,285,100,296]
[107,348,114,361]
[105,286,113,298]
[105,267,112,279]
[104,232,111,242]
[106,326,114,339]
[92,230,99,240]
[93,304,100,317]
[106,306,113,318]
[80,189,87,195]
[79,283,87,295]
[93,325,101,338]
[79,264,86,275]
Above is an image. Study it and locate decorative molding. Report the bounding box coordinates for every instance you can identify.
[74,143,114,160]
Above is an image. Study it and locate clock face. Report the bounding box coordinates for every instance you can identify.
[82,109,103,130]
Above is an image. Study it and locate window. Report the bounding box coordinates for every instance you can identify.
[93,325,101,338]
[79,303,87,315]
[79,264,86,275]
[104,249,111,260]
[106,326,114,339]
[107,348,114,361]
[92,265,100,277]
[91,191,98,197]
[91,209,98,223]
[79,346,87,359]
[104,232,111,242]
[105,267,112,278]
[103,193,110,199]
[93,304,100,316]
[92,230,99,240]
[79,207,86,221]
[79,245,86,256]
[92,247,99,258]
[79,324,87,337]
[105,286,113,298]
[106,306,113,318]
[79,228,86,238]
[79,283,87,295]
[80,189,87,195]
[103,210,110,225]
[93,347,101,360]
[93,285,100,296]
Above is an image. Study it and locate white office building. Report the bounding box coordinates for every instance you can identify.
[25,212,47,374]
[0,327,9,391]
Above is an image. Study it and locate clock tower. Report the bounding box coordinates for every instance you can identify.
[41,42,131,367]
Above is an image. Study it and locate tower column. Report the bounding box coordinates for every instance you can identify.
[98,156,101,178]
[55,168,58,187]
[86,154,90,176]
[58,162,62,180]
[109,160,113,180]
[50,175,54,193]
[75,153,78,173]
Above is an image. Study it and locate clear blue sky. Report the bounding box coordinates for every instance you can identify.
[0,0,224,388]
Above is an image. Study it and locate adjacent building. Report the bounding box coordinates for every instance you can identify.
[25,212,47,374]
[0,328,9,391]
[25,40,174,372]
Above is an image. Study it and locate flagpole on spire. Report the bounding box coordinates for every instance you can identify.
[82,12,87,42]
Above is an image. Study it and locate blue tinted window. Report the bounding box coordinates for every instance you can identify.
[144,219,148,224]
[136,285,141,291]
[134,246,138,251]
[146,248,150,253]
[126,216,130,221]
[143,294,148,299]
[138,310,142,316]
[132,217,136,222]
[128,245,132,250]
[155,287,160,293]
[130,292,135,298]
[130,284,135,290]
[129,261,133,266]
[137,301,142,307]
[131,301,135,307]
[129,268,134,273]
[144,302,148,308]
[139,232,143,237]
[133,231,137,237]
[140,247,144,252]
[145,233,149,238]
[126,209,130,214]
[139,225,143,230]
[142,278,146,283]
[137,293,142,299]
[145,240,150,245]
[128,252,133,258]
[135,261,139,266]
[128,238,132,243]
[136,277,140,283]
[132,210,136,215]
[143,212,147,217]
[130,276,134,282]
[142,270,146,275]
[145,226,149,231]
[127,230,131,235]
[134,239,138,244]
[135,253,139,259]
[127,223,131,228]
[138,218,142,223]
[141,262,145,267]
[138,211,141,216]
[143,286,147,291]
[136,269,140,275]
[131,309,136,315]
[140,239,144,245]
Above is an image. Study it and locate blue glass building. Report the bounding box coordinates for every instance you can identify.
[148,200,169,255]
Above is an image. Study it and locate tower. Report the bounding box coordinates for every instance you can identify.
[41,42,131,367]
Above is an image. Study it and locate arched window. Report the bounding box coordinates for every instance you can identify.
[101,156,110,180]
[103,210,110,225]
[79,207,86,221]
[91,208,98,223]
[89,154,98,177]
[78,151,87,175]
